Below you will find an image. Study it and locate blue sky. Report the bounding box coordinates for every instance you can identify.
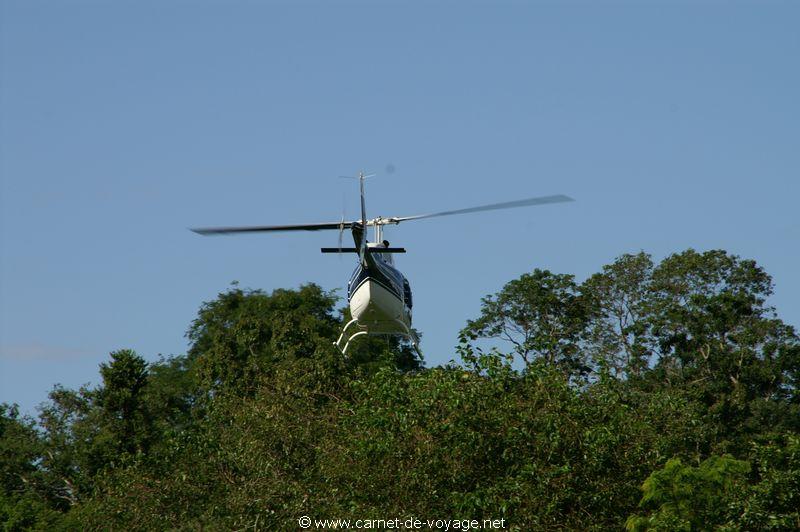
[2,1,798,415]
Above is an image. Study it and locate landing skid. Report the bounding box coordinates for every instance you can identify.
[334,318,421,356]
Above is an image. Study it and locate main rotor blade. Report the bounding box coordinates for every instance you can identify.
[389,194,575,223]
[191,221,355,235]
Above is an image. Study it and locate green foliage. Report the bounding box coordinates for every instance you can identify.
[338,307,423,375]
[626,456,750,531]
[64,349,346,530]
[646,250,795,399]
[187,283,342,395]
[96,349,152,457]
[323,361,709,529]
[728,434,800,530]
[581,252,654,378]
[643,250,800,452]
[460,269,590,378]
[19,350,203,519]
[186,283,421,397]
[36,384,95,505]
[1,405,67,530]
[61,359,710,530]
[143,354,201,442]
[2,250,798,529]
[0,492,63,532]
[0,405,40,496]
[627,434,800,531]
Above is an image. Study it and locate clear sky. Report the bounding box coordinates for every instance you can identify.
[2,1,798,415]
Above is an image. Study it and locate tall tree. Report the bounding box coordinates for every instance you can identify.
[36,384,94,507]
[581,252,654,378]
[460,269,590,378]
[95,349,152,458]
[647,251,799,399]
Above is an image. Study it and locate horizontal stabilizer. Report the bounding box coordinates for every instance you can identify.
[321,247,406,254]
[321,247,358,253]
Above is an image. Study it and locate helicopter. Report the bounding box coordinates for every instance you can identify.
[191,173,573,355]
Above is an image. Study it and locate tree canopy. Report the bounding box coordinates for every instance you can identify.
[1,249,798,530]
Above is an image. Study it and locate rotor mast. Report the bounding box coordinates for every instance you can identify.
[358,172,368,262]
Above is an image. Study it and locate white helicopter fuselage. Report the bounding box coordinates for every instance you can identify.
[347,243,413,335]
[350,278,406,326]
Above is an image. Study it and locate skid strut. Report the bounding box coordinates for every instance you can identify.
[334,318,422,356]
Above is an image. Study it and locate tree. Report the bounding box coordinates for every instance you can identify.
[95,349,152,458]
[581,252,654,378]
[643,250,800,447]
[0,404,65,530]
[460,269,590,378]
[0,404,40,499]
[36,385,94,507]
[35,350,157,510]
[647,249,777,387]
[186,283,341,395]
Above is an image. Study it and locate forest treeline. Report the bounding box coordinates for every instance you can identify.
[2,249,799,530]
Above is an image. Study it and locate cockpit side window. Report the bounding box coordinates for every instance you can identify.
[403,278,412,308]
